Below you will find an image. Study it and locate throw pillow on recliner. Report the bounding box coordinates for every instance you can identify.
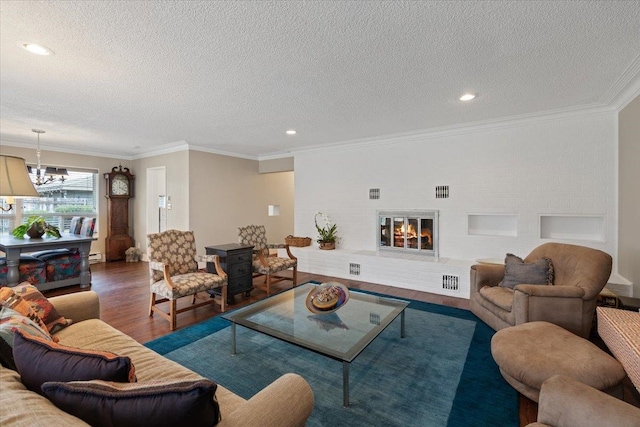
[499,253,554,289]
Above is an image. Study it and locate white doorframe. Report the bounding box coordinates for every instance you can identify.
[146,166,167,235]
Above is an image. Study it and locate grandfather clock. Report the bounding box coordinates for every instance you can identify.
[104,165,134,261]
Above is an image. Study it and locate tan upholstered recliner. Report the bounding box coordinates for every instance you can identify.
[470,242,612,338]
[526,375,640,427]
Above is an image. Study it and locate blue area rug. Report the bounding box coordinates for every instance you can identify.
[145,290,517,426]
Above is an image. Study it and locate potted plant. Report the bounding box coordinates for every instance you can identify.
[12,215,61,239]
[315,212,338,250]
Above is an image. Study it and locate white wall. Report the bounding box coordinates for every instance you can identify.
[293,111,619,296]
[133,150,190,248]
[618,94,640,296]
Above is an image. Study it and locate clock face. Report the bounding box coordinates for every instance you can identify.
[112,174,129,196]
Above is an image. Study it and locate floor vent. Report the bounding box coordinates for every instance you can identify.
[369,188,380,199]
[349,263,361,275]
[436,185,449,198]
[442,274,459,291]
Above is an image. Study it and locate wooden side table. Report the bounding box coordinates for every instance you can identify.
[598,287,620,308]
[618,296,640,312]
[206,243,254,303]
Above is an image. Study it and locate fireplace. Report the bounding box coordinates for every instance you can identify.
[378,210,439,257]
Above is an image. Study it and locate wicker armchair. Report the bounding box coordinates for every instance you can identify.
[147,230,227,330]
[238,225,297,296]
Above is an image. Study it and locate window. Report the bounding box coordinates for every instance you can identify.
[0,169,98,235]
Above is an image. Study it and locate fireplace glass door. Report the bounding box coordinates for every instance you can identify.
[378,211,437,256]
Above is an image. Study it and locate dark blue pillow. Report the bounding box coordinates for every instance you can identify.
[42,379,221,427]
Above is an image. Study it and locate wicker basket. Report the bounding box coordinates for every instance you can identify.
[285,235,312,247]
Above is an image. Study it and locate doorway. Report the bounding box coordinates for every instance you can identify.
[146,166,167,235]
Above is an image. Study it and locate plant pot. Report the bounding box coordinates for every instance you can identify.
[319,241,335,250]
[26,223,45,239]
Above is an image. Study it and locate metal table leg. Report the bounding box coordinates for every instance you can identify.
[401,309,406,338]
[343,361,350,407]
[231,322,237,355]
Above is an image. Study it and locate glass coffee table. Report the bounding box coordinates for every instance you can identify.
[222,283,409,406]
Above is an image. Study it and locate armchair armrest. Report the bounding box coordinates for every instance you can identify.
[197,254,228,281]
[514,284,585,299]
[531,375,640,427]
[49,291,100,322]
[265,243,297,260]
[470,264,505,294]
[219,373,313,427]
[513,285,586,336]
[148,261,165,272]
[265,243,286,249]
[150,255,228,290]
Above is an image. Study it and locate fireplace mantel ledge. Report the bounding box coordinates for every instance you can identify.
[286,246,475,267]
[281,246,474,298]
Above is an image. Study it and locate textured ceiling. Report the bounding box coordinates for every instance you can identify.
[1,1,639,159]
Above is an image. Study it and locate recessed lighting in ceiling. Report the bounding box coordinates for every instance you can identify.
[20,42,54,56]
[459,93,476,101]
[286,130,297,135]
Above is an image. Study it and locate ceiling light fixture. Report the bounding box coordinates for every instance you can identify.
[29,129,68,186]
[20,42,54,56]
[286,130,297,135]
[459,93,476,101]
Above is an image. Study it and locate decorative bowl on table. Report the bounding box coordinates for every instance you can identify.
[306,282,350,314]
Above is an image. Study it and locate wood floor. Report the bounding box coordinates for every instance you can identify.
[40,261,540,426]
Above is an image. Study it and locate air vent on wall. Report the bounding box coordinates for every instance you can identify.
[349,263,361,276]
[442,274,459,291]
[369,188,380,199]
[436,186,449,198]
[88,253,103,264]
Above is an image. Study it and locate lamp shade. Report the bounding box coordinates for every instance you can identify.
[0,155,39,197]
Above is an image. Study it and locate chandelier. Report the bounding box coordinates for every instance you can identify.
[28,129,68,186]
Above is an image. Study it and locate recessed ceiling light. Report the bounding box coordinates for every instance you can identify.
[20,42,54,56]
[459,93,476,101]
[286,130,297,135]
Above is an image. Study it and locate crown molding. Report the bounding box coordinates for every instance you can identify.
[601,53,640,109]
[131,141,259,161]
[129,140,190,159]
[257,152,295,161]
[186,144,257,160]
[289,103,617,156]
[0,139,132,160]
[613,74,640,112]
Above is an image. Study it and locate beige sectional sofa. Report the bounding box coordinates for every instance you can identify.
[0,291,314,427]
